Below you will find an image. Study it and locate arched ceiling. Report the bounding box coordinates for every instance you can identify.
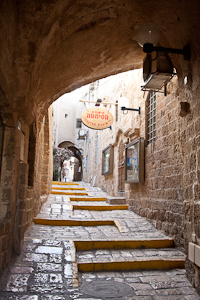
[0,0,199,123]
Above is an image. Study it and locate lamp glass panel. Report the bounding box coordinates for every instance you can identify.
[136,23,160,47]
[119,96,129,108]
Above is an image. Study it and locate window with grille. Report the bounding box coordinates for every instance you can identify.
[116,100,118,122]
[147,91,156,144]
[76,118,82,128]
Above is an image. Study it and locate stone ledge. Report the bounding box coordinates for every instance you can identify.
[106,197,126,204]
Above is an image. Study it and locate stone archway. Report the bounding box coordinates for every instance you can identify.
[58,141,83,181]
[2,0,199,123]
[0,0,200,291]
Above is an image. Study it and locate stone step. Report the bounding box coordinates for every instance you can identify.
[106,197,126,204]
[52,187,86,191]
[51,191,88,196]
[34,218,116,227]
[52,181,79,185]
[76,244,186,272]
[72,204,129,211]
[77,259,185,272]
[70,197,106,201]
[33,218,126,233]
[74,239,174,250]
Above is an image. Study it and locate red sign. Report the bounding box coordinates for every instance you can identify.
[81,107,114,130]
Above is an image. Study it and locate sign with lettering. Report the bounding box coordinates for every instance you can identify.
[81,107,114,130]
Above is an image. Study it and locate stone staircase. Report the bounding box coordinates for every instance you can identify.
[51,181,88,196]
[2,181,199,300]
[34,181,186,286]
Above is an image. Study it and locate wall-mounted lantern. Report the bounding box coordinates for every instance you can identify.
[136,23,190,93]
[121,106,140,114]
[119,96,140,115]
[136,23,190,61]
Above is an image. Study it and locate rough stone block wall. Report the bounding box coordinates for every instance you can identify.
[82,72,193,252]
[128,78,186,248]
[41,108,53,196]
[0,109,53,275]
[82,69,200,292]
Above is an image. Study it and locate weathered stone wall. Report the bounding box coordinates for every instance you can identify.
[128,79,184,245]
[0,109,53,274]
[83,70,145,193]
[82,68,200,292]
[0,112,22,270]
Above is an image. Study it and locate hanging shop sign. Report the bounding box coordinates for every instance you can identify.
[81,107,114,130]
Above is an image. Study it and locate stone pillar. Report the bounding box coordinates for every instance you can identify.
[13,162,28,255]
[41,108,53,196]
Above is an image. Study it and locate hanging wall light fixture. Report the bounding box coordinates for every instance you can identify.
[119,96,140,115]
[136,23,190,61]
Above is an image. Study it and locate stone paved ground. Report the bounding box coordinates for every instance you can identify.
[0,182,199,300]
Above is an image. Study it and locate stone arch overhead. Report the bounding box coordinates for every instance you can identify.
[1,0,199,124]
[58,141,82,165]
[10,0,199,119]
[58,140,75,148]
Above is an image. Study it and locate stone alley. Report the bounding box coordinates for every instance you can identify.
[0,182,199,300]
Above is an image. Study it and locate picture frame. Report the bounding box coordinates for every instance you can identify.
[125,137,145,183]
[102,144,114,175]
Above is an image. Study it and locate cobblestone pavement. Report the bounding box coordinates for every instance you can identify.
[0,182,199,300]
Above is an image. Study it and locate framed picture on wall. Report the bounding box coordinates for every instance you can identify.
[125,137,145,183]
[102,144,114,175]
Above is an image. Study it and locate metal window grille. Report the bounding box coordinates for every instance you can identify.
[116,100,118,122]
[147,91,156,144]
[76,118,82,128]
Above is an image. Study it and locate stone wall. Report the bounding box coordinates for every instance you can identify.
[0,109,53,275]
[128,78,185,246]
[82,68,200,292]
[82,71,189,251]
